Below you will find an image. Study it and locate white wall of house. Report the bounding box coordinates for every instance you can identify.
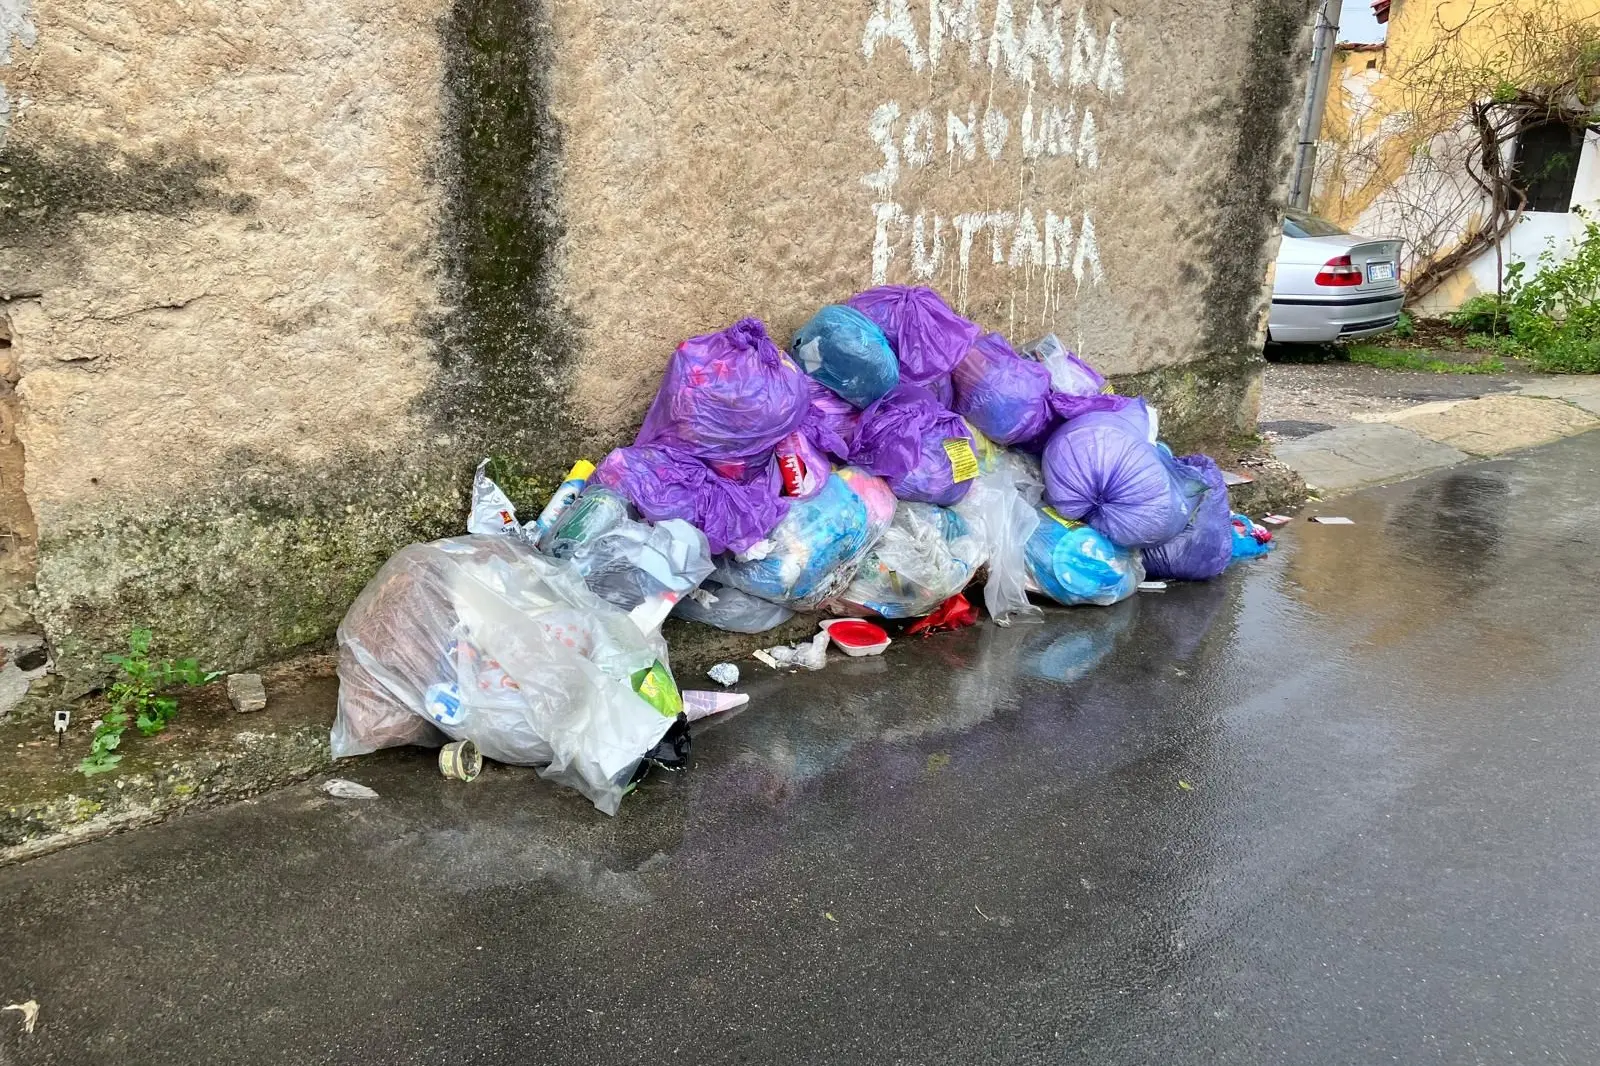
[1413,129,1600,315]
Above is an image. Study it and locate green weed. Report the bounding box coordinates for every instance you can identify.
[1448,209,1600,375]
[80,628,221,777]
[1344,345,1506,375]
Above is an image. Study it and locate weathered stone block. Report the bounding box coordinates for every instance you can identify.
[226,673,268,715]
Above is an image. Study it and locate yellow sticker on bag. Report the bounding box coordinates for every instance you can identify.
[943,437,979,483]
[1041,505,1083,529]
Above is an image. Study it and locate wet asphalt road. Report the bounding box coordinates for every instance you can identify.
[4,434,1600,1065]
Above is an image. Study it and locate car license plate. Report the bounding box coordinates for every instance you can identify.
[1368,261,1395,283]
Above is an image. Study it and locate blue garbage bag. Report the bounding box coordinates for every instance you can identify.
[1024,505,1143,606]
[713,472,892,609]
[791,305,900,409]
[1230,514,1274,561]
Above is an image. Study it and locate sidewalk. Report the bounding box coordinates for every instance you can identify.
[1263,363,1600,494]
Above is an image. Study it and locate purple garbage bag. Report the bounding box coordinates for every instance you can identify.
[951,332,1054,446]
[1041,402,1206,548]
[1046,390,1139,422]
[636,318,809,477]
[849,384,979,506]
[847,286,980,389]
[594,445,788,555]
[1140,454,1234,580]
[800,378,861,462]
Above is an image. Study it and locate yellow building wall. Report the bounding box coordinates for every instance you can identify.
[1310,0,1600,312]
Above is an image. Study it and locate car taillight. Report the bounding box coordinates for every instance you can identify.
[1315,255,1363,286]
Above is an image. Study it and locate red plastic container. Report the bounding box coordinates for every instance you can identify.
[819,619,892,657]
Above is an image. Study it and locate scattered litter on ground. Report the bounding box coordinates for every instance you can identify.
[1178,780,1193,791]
[467,459,532,542]
[322,779,380,800]
[1138,581,1168,592]
[1262,514,1294,526]
[707,662,740,687]
[1309,516,1355,525]
[683,690,750,720]
[1231,515,1275,560]
[752,649,781,669]
[1221,469,1255,486]
[226,672,268,714]
[438,739,482,782]
[3,1000,38,1035]
[761,630,831,670]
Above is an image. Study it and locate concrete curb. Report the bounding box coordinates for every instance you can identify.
[1272,377,1600,496]
[1272,424,1469,495]
[1,722,330,866]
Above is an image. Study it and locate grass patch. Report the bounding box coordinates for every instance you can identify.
[1344,344,1507,375]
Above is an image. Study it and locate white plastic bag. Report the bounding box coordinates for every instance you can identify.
[466,460,535,543]
[332,535,680,814]
[762,629,831,670]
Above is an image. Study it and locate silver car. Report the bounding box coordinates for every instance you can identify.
[1268,210,1405,343]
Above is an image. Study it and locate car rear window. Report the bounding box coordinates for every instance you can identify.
[1283,210,1347,238]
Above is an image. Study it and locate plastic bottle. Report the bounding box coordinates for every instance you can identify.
[530,460,595,540]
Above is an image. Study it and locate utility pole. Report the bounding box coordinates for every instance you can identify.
[1289,0,1343,211]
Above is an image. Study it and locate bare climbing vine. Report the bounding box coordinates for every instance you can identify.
[1314,0,1600,301]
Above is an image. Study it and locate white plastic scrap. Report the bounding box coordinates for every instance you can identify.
[707,662,740,688]
[3,1000,38,1035]
[466,460,537,543]
[322,778,380,800]
[762,630,831,671]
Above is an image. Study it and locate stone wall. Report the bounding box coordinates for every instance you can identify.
[0,0,1313,687]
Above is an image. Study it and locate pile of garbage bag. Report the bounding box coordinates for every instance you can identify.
[333,284,1275,812]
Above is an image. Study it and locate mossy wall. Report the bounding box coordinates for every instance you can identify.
[2,0,1312,691]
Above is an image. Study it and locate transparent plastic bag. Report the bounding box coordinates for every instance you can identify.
[672,578,796,633]
[832,502,987,619]
[333,535,680,814]
[713,472,891,610]
[1024,506,1144,606]
[954,467,1043,626]
[1021,333,1108,396]
[565,518,714,634]
[540,486,633,558]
